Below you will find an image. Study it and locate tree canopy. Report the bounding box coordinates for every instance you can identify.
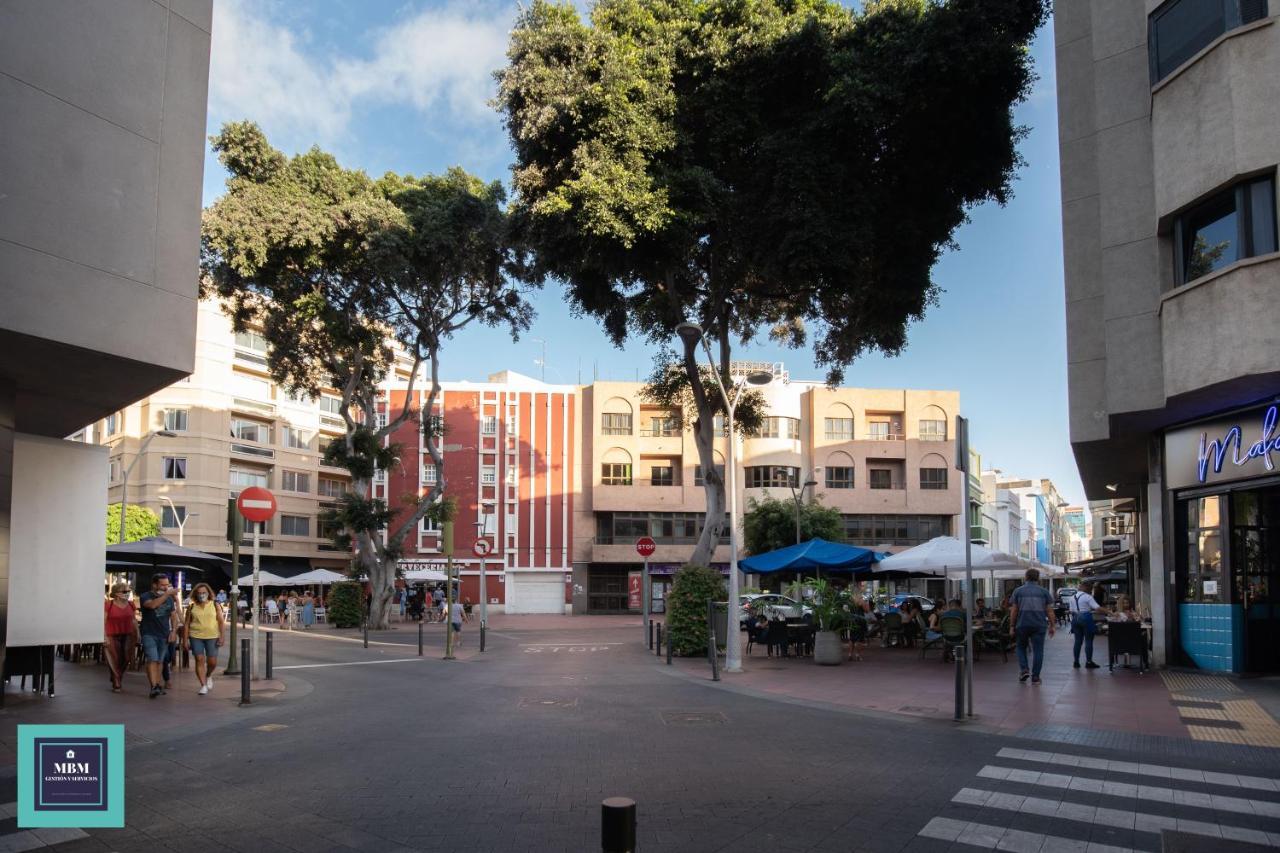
[743,493,844,556]
[106,503,160,545]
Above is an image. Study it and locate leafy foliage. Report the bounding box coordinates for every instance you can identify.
[666,564,727,656]
[496,0,1048,564]
[742,494,844,556]
[326,582,365,629]
[803,576,853,632]
[105,504,160,545]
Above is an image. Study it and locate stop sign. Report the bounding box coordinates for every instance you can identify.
[635,537,656,557]
[236,486,277,523]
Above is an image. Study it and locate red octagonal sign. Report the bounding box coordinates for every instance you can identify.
[236,486,277,523]
[635,536,656,557]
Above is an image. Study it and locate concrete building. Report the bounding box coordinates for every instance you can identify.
[0,3,211,672]
[1062,505,1090,563]
[88,300,355,578]
[980,471,1038,562]
[575,373,963,613]
[992,476,1074,567]
[1057,1,1280,671]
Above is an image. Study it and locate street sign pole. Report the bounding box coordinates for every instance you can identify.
[235,486,277,682]
[642,556,650,644]
[225,507,242,675]
[252,527,261,680]
[956,414,975,717]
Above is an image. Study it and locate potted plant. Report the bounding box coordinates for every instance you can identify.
[805,577,850,666]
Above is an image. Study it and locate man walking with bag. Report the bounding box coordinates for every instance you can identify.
[1008,567,1055,684]
[1068,581,1107,669]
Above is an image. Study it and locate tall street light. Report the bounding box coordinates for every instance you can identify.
[117,430,177,544]
[675,322,772,675]
[788,474,819,545]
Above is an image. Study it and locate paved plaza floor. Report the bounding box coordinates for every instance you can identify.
[0,615,1276,852]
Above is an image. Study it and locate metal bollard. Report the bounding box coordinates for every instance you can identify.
[601,797,636,853]
[265,631,273,679]
[655,623,663,656]
[480,622,486,653]
[707,599,720,682]
[648,619,653,650]
[666,627,672,665]
[953,645,966,721]
[239,639,251,706]
[418,621,424,657]
[363,621,369,648]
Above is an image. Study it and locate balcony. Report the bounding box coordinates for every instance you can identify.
[231,443,275,459]
[868,481,905,491]
[970,525,991,544]
[232,397,276,416]
[864,433,905,441]
[320,413,345,430]
[233,347,269,369]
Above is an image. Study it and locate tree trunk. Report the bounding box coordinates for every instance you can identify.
[358,530,396,630]
[681,334,726,568]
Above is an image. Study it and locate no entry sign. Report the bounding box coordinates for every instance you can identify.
[635,537,656,557]
[236,487,277,523]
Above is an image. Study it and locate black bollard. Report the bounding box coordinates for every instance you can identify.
[418,621,424,657]
[666,626,672,665]
[707,600,720,682]
[265,631,273,679]
[953,645,965,721]
[480,623,486,653]
[601,797,636,853]
[363,621,369,649]
[239,638,251,706]
[648,619,653,650]
[655,623,663,657]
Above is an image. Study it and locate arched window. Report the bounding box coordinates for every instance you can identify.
[824,451,855,489]
[824,403,854,440]
[919,405,947,441]
[694,450,726,486]
[601,447,633,485]
[919,453,949,489]
[602,398,633,435]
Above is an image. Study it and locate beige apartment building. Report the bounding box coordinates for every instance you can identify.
[85,300,383,580]
[572,370,962,612]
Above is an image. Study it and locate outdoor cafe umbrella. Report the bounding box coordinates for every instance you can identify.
[288,568,348,585]
[105,536,230,572]
[873,536,1025,579]
[403,568,449,582]
[738,538,884,574]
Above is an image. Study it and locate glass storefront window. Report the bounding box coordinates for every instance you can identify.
[1185,495,1225,603]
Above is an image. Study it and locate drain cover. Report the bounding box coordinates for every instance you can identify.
[660,710,728,725]
[519,697,579,709]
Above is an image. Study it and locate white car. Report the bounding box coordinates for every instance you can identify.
[739,593,809,625]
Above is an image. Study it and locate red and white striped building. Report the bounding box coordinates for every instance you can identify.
[377,371,579,613]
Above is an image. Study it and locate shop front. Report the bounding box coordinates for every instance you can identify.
[1165,402,1280,673]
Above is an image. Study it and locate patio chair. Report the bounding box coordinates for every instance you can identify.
[1107,621,1149,672]
[977,614,1013,663]
[765,620,790,657]
[744,621,768,656]
[882,612,905,648]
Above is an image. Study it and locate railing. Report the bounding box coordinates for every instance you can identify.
[600,478,683,487]
[232,397,275,416]
[239,538,273,548]
[970,525,991,543]
[233,348,269,367]
[231,443,275,459]
[320,413,344,429]
[864,432,905,441]
[638,428,681,437]
[595,534,730,546]
[868,481,906,490]
[919,434,948,441]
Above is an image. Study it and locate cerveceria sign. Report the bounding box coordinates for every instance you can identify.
[1165,402,1280,490]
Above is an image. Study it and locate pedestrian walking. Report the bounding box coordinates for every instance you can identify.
[463,596,473,623]
[183,582,225,695]
[450,599,465,646]
[103,582,138,692]
[432,586,444,622]
[1008,567,1055,684]
[1067,581,1107,670]
[139,573,180,699]
[286,591,299,629]
[215,588,228,606]
[301,591,316,629]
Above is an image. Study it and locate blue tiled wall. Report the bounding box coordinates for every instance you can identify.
[1178,603,1242,672]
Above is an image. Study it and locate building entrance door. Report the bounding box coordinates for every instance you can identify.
[587,566,629,613]
[1231,487,1280,673]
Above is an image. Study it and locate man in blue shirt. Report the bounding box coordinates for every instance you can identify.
[1008,567,1055,684]
[139,573,180,699]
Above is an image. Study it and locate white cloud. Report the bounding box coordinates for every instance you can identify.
[208,0,513,149]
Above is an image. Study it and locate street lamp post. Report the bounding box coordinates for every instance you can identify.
[787,475,819,545]
[675,323,772,675]
[117,430,177,544]
[159,496,197,547]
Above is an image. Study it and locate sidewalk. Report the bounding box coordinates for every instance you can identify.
[666,627,1280,748]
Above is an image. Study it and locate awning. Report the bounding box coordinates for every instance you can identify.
[739,538,883,573]
[1065,550,1134,577]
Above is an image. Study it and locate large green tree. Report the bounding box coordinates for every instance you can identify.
[106,503,160,545]
[201,123,532,629]
[742,493,843,556]
[496,0,1048,565]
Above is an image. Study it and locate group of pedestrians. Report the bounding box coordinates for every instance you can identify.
[103,573,226,698]
[1007,569,1138,682]
[266,591,317,629]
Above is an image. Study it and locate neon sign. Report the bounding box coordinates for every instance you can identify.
[1197,405,1280,483]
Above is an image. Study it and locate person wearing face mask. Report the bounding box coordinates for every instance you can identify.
[183,582,225,695]
[103,582,139,692]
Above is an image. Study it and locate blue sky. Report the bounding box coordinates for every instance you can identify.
[204,0,1081,505]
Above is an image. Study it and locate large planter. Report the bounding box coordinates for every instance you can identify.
[814,630,844,666]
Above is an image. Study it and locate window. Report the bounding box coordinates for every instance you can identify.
[108,459,120,482]
[481,416,498,435]
[506,415,517,435]
[1103,516,1131,536]
[758,417,801,440]
[105,413,119,436]
[919,419,946,441]
[602,413,632,435]
[1149,0,1269,83]
[824,418,853,440]
[506,465,516,485]
[318,477,344,498]
[713,414,728,436]
[744,466,799,489]
[867,420,890,440]
[1183,495,1224,603]
[243,519,270,536]
[601,463,633,485]
[596,511,730,545]
[318,435,336,456]
[1174,177,1276,286]
[164,409,188,432]
[234,328,268,353]
[283,425,308,449]
[280,515,310,537]
[645,415,680,437]
[373,467,385,483]
[318,518,341,541]
[423,464,438,485]
[481,466,497,485]
[232,372,271,400]
[375,411,388,430]
[281,470,310,493]
[160,505,186,528]
[868,468,893,490]
[826,467,855,489]
[163,457,186,480]
[920,468,948,490]
[842,514,949,546]
[650,465,675,487]
[320,395,343,415]
[230,467,267,489]
[694,464,725,487]
[231,418,270,443]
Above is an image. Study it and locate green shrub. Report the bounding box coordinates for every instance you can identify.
[667,564,726,656]
[327,582,364,628]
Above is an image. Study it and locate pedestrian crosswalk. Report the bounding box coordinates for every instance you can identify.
[917,748,1280,851]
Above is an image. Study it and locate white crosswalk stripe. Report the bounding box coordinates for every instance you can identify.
[917,751,1280,850]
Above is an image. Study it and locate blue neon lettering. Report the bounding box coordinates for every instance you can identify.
[1197,405,1280,483]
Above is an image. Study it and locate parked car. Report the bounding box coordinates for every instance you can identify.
[739,593,809,625]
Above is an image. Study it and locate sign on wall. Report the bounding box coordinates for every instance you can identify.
[1165,402,1280,490]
